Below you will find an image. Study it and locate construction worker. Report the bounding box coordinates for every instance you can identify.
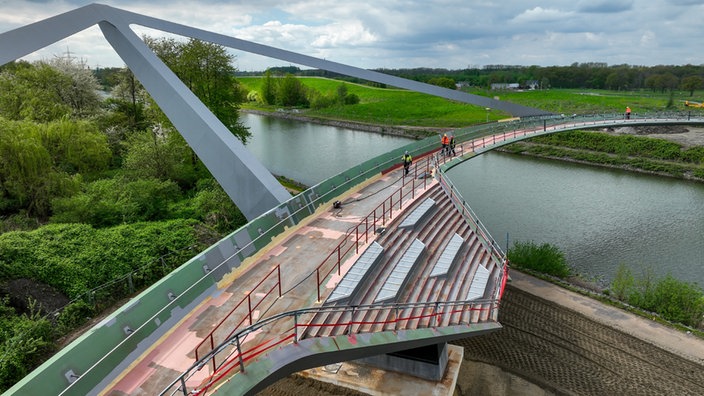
[402,151,412,175]
[449,134,456,156]
[441,133,450,155]
[625,106,631,119]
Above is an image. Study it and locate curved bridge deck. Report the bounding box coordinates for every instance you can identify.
[102,155,506,396]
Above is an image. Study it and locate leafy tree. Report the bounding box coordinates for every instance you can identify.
[645,73,679,93]
[0,119,89,217]
[680,75,704,96]
[260,69,277,105]
[38,117,111,175]
[104,68,151,133]
[0,58,101,123]
[276,73,309,107]
[51,177,180,227]
[121,128,207,189]
[336,83,349,104]
[191,178,246,233]
[428,77,456,90]
[0,62,72,122]
[145,37,250,143]
[46,55,102,118]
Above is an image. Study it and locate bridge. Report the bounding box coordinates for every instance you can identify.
[2,5,704,396]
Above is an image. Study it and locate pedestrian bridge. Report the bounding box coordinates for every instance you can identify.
[8,113,703,396]
[2,4,704,396]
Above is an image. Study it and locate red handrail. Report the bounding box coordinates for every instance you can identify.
[313,155,434,301]
[191,301,496,395]
[193,264,282,369]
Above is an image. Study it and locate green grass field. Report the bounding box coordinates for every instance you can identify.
[238,76,704,128]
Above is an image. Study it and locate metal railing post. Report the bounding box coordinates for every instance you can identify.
[247,294,253,326]
[293,313,298,344]
[277,265,282,297]
[235,336,245,373]
[316,269,321,302]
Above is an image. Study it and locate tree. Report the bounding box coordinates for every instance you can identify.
[260,69,277,105]
[106,68,151,133]
[645,73,679,93]
[276,73,309,107]
[427,77,456,90]
[0,118,107,217]
[0,63,72,122]
[680,75,704,96]
[0,58,101,123]
[121,127,207,190]
[145,37,250,143]
[46,55,102,118]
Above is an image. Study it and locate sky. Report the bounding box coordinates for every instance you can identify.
[1,0,703,72]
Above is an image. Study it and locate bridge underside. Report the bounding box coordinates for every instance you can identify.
[231,323,501,395]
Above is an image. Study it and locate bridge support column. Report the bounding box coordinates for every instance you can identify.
[355,342,449,381]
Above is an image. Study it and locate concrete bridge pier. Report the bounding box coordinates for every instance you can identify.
[357,343,450,381]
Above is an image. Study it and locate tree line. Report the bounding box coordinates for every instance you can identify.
[237,63,704,95]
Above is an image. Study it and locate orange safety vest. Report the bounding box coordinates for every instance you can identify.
[441,135,449,145]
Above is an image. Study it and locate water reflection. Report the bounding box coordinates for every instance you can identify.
[242,112,413,186]
[447,152,704,286]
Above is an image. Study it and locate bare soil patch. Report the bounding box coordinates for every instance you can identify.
[604,125,704,148]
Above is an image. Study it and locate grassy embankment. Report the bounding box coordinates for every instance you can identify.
[240,76,704,126]
[240,77,704,180]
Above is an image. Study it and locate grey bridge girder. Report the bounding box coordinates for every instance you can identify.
[0,3,550,219]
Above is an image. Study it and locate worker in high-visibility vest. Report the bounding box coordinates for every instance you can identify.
[402,151,412,175]
[441,133,450,155]
[625,106,631,119]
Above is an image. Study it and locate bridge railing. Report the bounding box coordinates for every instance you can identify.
[35,111,704,396]
[160,297,502,396]
[313,153,436,302]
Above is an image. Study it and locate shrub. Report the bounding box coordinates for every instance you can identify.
[507,241,570,278]
[51,177,180,227]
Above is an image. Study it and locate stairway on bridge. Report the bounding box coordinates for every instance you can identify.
[304,183,502,339]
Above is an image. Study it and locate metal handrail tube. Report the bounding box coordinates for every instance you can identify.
[160,297,499,395]
[194,264,282,363]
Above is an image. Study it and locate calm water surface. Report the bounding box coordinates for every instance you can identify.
[447,152,704,286]
[242,112,704,286]
[242,112,413,186]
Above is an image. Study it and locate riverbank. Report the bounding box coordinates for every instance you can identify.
[244,109,704,185]
[497,125,704,184]
[242,109,445,140]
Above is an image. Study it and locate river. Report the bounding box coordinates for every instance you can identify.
[242,112,704,287]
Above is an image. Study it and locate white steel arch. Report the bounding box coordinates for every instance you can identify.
[0,3,550,219]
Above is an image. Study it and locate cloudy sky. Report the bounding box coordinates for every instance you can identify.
[1,0,702,72]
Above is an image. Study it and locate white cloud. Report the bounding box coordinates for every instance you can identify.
[0,0,702,71]
[512,7,571,24]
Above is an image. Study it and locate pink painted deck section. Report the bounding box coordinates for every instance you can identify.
[101,168,440,395]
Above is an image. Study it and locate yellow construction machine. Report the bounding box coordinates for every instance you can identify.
[684,100,704,108]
